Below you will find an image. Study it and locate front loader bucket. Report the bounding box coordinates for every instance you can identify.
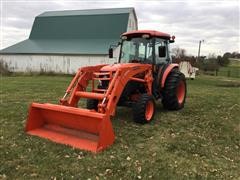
[25,103,115,153]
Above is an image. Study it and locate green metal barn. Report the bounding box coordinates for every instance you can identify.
[0,7,138,74]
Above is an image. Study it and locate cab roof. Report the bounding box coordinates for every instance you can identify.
[122,30,171,40]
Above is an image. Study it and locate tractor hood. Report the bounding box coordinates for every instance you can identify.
[101,63,150,72]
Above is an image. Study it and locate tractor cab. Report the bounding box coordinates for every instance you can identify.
[109,30,175,65]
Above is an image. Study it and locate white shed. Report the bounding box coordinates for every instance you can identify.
[179,61,199,79]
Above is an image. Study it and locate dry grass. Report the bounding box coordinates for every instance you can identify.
[0,75,239,179]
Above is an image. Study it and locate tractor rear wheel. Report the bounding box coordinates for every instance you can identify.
[133,94,155,124]
[161,69,186,110]
[86,99,98,111]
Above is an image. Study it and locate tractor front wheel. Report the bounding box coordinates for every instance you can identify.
[161,69,186,110]
[133,94,155,124]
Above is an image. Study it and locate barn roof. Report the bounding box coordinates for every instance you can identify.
[0,7,137,55]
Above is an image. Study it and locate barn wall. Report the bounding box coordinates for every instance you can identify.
[0,54,117,74]
[109,11,137,62]
[127,11,137,31]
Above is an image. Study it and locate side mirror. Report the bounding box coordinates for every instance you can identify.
[108,48,113,58]
[158,46,166,57]
[169,35,175,43]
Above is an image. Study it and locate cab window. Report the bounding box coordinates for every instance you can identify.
[155,38,168,64]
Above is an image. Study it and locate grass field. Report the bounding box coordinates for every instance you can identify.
[217,66,240,78]
[217,59,240,78]
[0,75,240,179]
[229,58,240,67]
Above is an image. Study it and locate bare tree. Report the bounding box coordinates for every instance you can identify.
[171,47,186,59]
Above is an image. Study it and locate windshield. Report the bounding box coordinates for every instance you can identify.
[119,37,153,63]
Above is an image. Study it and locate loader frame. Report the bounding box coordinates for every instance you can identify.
[60,63,153,116]
[26,63,154,152]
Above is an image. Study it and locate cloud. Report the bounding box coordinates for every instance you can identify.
[135,1,239,55]
[1,0,239,56]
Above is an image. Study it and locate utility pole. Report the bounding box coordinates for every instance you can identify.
[197,40,204,61]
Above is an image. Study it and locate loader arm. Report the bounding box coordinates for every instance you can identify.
[60,64,107,107]
[104,64,153,116]
[61,63,153,116]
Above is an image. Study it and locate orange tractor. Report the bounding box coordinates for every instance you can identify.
[25,30,186,153]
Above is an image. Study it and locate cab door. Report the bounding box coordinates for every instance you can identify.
[152,38,170,98]
[154,38,170,65]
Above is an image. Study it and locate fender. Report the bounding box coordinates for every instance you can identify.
[160,63,179,88]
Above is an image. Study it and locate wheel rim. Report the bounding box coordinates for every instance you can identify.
[145,101,154,121]
[177,81,185,104]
